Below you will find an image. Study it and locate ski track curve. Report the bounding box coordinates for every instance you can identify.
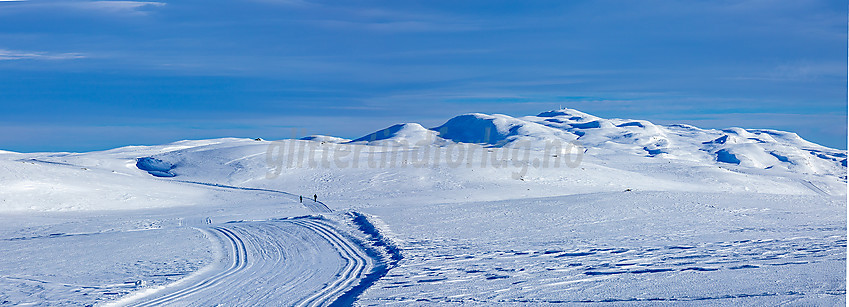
[124,219,373,307]
[291,219,371,307]
[132,227,248,307]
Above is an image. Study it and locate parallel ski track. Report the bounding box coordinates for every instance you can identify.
[799,180,829,196]
[291,219,371,307]
[127,219,371,307]
[132,227,248,307]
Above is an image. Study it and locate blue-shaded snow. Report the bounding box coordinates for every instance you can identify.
[136,157,176,177]
[715,149,741,164]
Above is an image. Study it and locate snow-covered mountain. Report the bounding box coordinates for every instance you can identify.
[351,108,847,179]
[1,108,844,214]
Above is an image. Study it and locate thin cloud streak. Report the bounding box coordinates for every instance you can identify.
[81,1,165,12]
[0,49,85,60]
[0,0,165,15]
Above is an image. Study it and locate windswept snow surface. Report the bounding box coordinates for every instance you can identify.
[360,192,845,305]
[0,108,845,305]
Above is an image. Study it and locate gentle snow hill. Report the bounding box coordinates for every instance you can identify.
[432,113,578,147]
[348,123,445,146]
[0,108,845,213]
[527,109,847,178]
[0,138,273,212]
[120,108,844,208]
[347,108,846,179]
[0,158,208,211]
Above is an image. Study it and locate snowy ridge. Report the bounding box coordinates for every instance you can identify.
[347,108,846,178]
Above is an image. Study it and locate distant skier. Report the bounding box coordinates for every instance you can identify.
[314,194,317,202]
[299,195,303,203]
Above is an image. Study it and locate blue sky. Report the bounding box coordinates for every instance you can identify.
[0,0,846,152]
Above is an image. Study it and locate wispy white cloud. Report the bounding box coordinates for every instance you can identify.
[72,1,164,14]
[0,0,165,16]
[0,49,85,60]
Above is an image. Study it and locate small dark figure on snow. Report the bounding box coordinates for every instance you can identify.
[313,194,317,202]
[299,195,303,203]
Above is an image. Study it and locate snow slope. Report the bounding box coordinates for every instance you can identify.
[432,113,577,147]
[350,123,445,146]
[0,108,844,306]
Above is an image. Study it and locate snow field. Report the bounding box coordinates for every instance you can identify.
[0,108,844,305]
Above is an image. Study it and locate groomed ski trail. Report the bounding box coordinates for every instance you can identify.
[291,219,372,307]
[131,227,248,307]
[120,218,374,307]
